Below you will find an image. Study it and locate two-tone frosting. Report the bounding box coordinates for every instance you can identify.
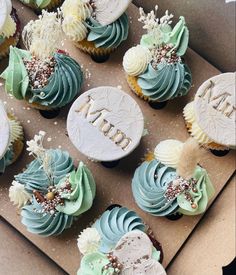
[1,47,83,108]
[9,132,96,236]
[123,7,192,102]
[132,139,214,216]
[62,0,130,49]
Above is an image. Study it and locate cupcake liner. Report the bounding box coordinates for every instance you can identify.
[19,0,63,11]
[25,99,54,111]
[0,33,20,60]
[74,39,115,59]
[126,74,149,101]
[7,114,24,164]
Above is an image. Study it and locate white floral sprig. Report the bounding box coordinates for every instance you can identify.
[138,5,173,32]
[26,131,46,158]
[77,227,101,255]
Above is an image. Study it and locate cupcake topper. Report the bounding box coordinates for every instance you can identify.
[92,0,132,26]
[22,10,63,59]
[0,101,10,159]
[194,73,236,148]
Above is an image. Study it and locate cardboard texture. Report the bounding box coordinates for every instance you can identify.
[0,1,235,274]
[167,175,236,275]
[133,0,236,72]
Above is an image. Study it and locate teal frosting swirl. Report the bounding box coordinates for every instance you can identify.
[1,47,83,108]
[0,147,14,174]
[19,0,52,9]
[15,149,74,193]
[138,62,192,102]
[132,160,214,216]
[93,207,145,253]
[132,160,178,216]
[55,162,96,216]
[86,13,129,49]
[21,197,74,236]
[30,53,83,108]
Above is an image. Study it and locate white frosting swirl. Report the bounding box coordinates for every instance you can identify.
[123,45,151,76]
[62,16,88,42]
[183,102,195,124]
[9,117,23,144]
[77,227,101,255]
[9,181,31,208]
[154,139,184,168]
[0,0,16,38]
[61,0,91,21]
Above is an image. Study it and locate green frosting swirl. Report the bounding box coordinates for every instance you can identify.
[86,13,129,49]
[138,62,192,102]
[77,252,114,275]
[19,0,52,9]
[140,16,189,57]
[55,162,96,216]
[1,47,83,108]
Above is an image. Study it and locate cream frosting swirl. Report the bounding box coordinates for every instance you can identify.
[9,180,31,208]
[123,45,152,76]
[62,16,88,42]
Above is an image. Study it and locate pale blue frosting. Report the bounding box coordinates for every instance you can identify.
[93,207,145,253]
[138,62,192,102]
[30,53,83,108]
[86,13,129,49]
[15,149,74,193]
[0,147,14,174]
[21,197,74,236]
[132,160,178,216]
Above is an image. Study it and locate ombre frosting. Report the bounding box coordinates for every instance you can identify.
[132,159,214,216]
[86,13,129,49]
[1,47,83,108]
[93,207,145,253]
[138,62,192,102]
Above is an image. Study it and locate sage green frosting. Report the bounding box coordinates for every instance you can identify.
[93,207,145,253]
[77,252,114,275]
[178,166,214,215]
[21,197,74,236]
[0,146,14,174]
[55,162,96,216]
[86,13,129,49]
[15,149,74,194]
[140,16,189,56]
[19,0,52,9]
[1,47,83,108]
[132,160,214,216]
[138,61,192,102]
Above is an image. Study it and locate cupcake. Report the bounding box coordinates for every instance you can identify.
[0,0,20,59]
[183,73,236,153]
[0,101,24,174]
[61,0,132,61]
[1,11,83,112]
[123,5,192,108]
[67,86,144,166]
[9,131,96,236]
[77,206,166,274]
[132,138,215,217]
[19,0,63,11]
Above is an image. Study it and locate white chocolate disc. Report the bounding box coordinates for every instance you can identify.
[67,86,144,162]
[0,101,10,158]
[93,0,132,26]
[0,0,12,32]
[113,231,166,275]
[194,73,236,148]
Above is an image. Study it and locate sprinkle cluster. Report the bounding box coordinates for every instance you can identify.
[164,176,198,209]
[89,0,97,19]
[23,56,56,90]
[33,181,72,215]
[103,253,122,274]
[151,44,181,69]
